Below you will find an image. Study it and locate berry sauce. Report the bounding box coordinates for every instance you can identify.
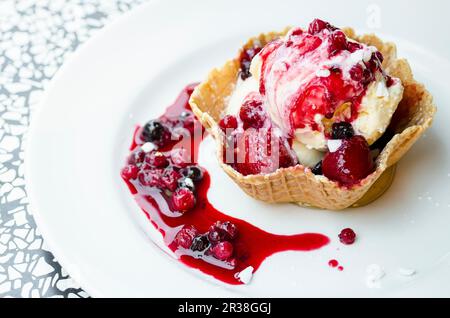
[328,259,344,271]
[257,20,387,137]
[122,84,330,285]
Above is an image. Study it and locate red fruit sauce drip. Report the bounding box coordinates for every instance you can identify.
[122,84,330,285]
[328,259,344,271]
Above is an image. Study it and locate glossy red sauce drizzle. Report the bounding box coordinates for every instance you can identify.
[122,84,330,285]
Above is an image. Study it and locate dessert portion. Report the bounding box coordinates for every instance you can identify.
[189,20,436,210]
[121,84,329,285]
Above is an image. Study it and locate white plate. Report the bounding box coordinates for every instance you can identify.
[26,0,450,297]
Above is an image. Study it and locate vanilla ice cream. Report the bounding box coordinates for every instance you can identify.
[226,22,403,167]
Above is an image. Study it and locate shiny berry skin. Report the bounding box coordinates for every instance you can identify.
[239,99,267,130]
[171,188,196,213]
[239,46,262,80]
[347,41,362,53]
[190,235,210,252]
[174,225,199,249]
[339,228,356,245]
[208,221,238,243]
[349,64,364,82]
[145,152,168,168]
[137,169,162,187]
[328,31,347,56]
[322,136,374,186]
[331,122,355,140]
[219,115,238,132]
[180,166,203,182]
[210,241,234,261]
[311,161,323,175]
[308,19,335,34]
[386,76,395,88]
[161,168,182,192]
[128,150,146,165]
[121,165,139,180]
[141,120,169,145]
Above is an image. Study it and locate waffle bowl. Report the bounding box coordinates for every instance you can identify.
[189,27,436,210]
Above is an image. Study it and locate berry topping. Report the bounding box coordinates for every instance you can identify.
[210,241,234,261]
[128,149,146,165]
[339,228,356,245]
[328,31,347,56]
[239,99,267,129]
[174,225,199,249]
[137,169,163,187]
[180,166,204,182]
[349,64,364,82]
[145,151,168,168]
[331,122,355,140]
[385,75,395,88]
[121,165,139,180]
[347,41,362,53]
[208,221,238,243]
[228,127,297,176]
[308,19,336,35]
[311,161,323,175]
[141,120,169,145]
[239,45,262,80]
[161,168,182,192]
[322,135,374,186]
[219,115,238,132]
[190,235,210,252]
[171,188,196,213]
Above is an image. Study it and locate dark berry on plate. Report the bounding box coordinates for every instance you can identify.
[190,235,210,252]
[331,122,355,140]
[219,115,238,132]
[210,241,234,261]
[137,169,163,187]
[208,221,238,243]
[339,228,356,245]
[239,99,266,129]
[171,188,196,213]
[180,166,203,182]
[141,120,169,144]
[161,168,182,192]
[128,149,146,165]
[145,151,168,168]
[311,161,323,175]
[322,135,374,186]
[178,177,195,192]
[174,225,199,249]
[121,165,139,180]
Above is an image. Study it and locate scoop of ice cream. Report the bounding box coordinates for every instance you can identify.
[250,21,403,152]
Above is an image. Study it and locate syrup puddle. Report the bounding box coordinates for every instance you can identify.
[122,84,330,285]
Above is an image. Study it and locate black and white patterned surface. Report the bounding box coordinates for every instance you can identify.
[0,0,147,298]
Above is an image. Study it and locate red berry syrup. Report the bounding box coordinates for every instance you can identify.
[122,83,330,285]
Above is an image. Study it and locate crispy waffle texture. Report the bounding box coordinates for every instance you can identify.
[189,28,436,210]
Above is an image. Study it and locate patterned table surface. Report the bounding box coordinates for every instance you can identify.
[0,0,147,298]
